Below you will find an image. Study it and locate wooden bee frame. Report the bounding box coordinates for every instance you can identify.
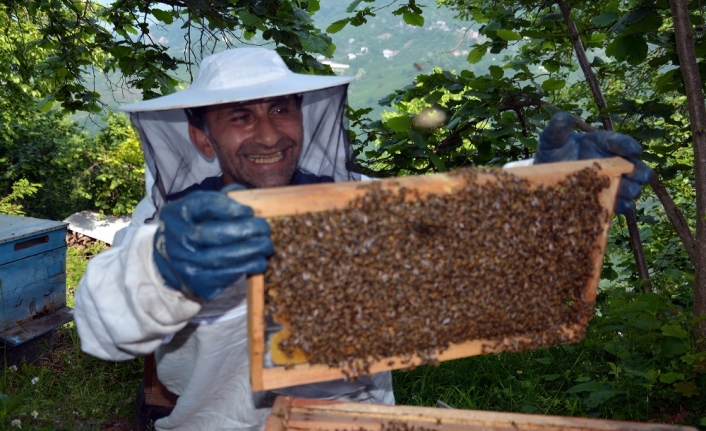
[228,158,634,392]
[265,396,697,431]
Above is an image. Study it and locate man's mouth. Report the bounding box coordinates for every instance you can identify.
[245,151,284,164]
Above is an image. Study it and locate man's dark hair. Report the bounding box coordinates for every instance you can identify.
[185,106,209,131]
[184,94,304,132]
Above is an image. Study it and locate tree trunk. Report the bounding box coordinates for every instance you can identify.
[557,0,652,292]
[669,0,706,344]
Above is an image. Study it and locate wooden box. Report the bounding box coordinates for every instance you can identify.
[266,396,697,431]
[0,215,74,347]
[229,158,634,391]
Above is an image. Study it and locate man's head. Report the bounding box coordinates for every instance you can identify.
[186,95,304,189]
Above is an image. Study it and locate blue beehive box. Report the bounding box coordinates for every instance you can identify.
[0,215,74,347]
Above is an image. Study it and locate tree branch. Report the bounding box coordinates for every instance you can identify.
[669,0,706,342]
[557,0,652,290]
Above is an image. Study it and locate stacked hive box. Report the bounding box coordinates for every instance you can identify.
[0,215,73,351]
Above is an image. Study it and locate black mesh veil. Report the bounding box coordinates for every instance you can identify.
[129,84,361,215]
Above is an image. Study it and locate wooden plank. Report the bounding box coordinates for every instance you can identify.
[0,215,68,245]
[248,275,266,391]
[0,247,67,332]
[0,306,73,347]
[227,158,634,218]
[0,229,67,266]
[246,158,633,391]
[143,353,179,407]
[252,323,584,391]
[266,396,697,431]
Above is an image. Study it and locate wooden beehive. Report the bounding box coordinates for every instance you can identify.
[265,396,697,431]
[228,158,634,391]
[0,215,74,347]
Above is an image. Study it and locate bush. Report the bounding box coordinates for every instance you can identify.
[0,110,144,220]
[0,111,88,220]
[71,112,145,217]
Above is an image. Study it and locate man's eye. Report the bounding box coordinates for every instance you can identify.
[231,114,250,122]
[273,107,290,116]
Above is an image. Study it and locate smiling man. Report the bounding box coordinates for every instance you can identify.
[73,48,652,431]
[74,48,395,431]
[186,95,304,188]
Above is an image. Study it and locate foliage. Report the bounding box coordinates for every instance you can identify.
[0,0,355,115]
[71,112,145,217]
[0,109,144,220]
[394,288,705,426]
[0,179,41,216]
[0,110,89,220]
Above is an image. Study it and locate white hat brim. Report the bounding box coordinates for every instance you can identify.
[120,73,354,112]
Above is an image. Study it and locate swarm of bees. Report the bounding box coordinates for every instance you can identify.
[335,422,437,431]
[265,165,610,378]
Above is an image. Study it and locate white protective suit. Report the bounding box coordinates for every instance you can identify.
[74,83,395,431]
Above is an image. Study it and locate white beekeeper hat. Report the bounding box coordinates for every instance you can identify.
[120,48,353,112]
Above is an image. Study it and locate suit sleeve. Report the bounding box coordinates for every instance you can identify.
[73,198,202,361]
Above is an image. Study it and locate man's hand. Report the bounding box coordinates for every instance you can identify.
[153,190,273,301]
[535,112,654,215]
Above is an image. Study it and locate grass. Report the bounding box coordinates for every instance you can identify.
[0,242,143,430]
[0,243,704,430]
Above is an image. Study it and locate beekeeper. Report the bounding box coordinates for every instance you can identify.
[73,48,652,431]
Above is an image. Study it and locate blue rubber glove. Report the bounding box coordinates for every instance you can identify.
[153,187,273,301]
[535,112,654,215]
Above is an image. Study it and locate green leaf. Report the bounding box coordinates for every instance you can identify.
[659,372,685,384]
[541,374,561,381]
[674,381,700,397]
[623,10,663,35]
[593,12,619,27]
[347,0,364,13]
[408,129,428,149]
[403,12,424,27]
[661,324,687,339]
[37,95,55,113]
[583,390,623,408]
[467,45,488,64]
[327,19,349,34]
[496,29,521,41]
[567,382,604,393]
[628,318,661,330]
[299,35,331,55]
[690,313,706,325]
[307,0,320,13]
[239,11,261,26]
[520,137,537,150]
[534,357,553,365]
[606,34,648,65]
[489,65,504,79]
[427,152,447,172]
[151,8,174,25]
[541,78,566,92]
[385,116,412,133]
[542,60,561,73]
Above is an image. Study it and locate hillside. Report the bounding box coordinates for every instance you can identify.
[73,0,515,133]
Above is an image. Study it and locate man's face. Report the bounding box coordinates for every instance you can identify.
[189,95,304,188]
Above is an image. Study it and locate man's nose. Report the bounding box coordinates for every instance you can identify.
[255,116,281,147]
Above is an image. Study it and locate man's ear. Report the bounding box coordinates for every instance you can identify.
[188,123,216,158]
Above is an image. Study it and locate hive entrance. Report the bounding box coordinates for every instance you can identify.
[232,158,633,391]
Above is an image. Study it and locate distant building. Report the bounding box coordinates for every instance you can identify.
[377,33,392,40]
[349,38,355,44]
[360,47,369,54]
[383,49,399,59]
[348,53,357,60]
